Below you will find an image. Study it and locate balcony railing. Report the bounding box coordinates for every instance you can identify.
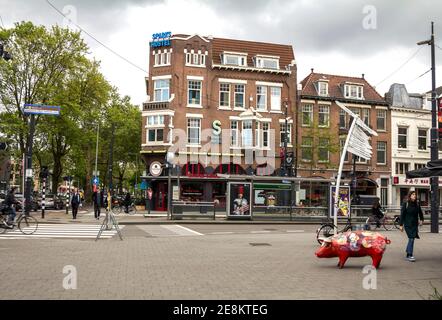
[143,101,170,111]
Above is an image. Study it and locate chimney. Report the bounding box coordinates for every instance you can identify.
[362,73,365,79]
[311,68,314,73]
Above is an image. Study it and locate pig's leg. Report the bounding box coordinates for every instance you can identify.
[371,254,382,269]
[338,253,349,269]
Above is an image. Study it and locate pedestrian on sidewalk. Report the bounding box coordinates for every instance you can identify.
[124,192,131,214]
[400,190,424,262]
[92,187,102,220]
[71,188,81,220]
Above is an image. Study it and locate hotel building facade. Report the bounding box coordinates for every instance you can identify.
[141,34,297,211]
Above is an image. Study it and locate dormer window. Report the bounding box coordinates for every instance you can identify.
[255,56,279,70]
[316,81,328,96]
[222,52,247,66]
[344,84,364,99]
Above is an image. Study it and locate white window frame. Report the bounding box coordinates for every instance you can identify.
[344,84,364,99]
[318,82,328,96]
[255,57,279,69]
[396,162,410,175]
[153,50,171,67]
[188,80,202,106]
[270,87,281,111]
[223,54,247,67]
[231,121,239,147]
[318,105,330,128]
[262,122,270,148]
[280,123,292,146]
[256,86,267,111]
[186,52,206,67]
[242,120,253,148]
[302,104,313,127]
[146,115,165,145]
[234,84,245,110]
[154,79,170,102]
[398,127,408,149]
[376,110,386,131]
[187,118,201,145]
[418,128,428,151]
[377,141,387,165]
[219,83,231,109]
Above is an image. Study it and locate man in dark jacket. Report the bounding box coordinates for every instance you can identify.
[92,187,102,220]
[71,188,81,220]
[400,190,424,262]
[124,192,131,214]
[4,187,19,226]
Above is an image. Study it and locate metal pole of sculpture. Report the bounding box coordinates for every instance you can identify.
[334,101,378,235]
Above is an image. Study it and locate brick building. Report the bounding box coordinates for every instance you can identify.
[141,34,297,211]
[298,71,391,205]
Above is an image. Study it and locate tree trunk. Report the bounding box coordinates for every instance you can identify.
[52,157,62,194]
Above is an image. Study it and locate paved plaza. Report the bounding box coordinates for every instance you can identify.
[0,222,441,300]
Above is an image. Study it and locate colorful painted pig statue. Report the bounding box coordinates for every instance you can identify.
[315,231,391,269]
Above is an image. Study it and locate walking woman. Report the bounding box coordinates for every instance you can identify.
[399,191,424,262]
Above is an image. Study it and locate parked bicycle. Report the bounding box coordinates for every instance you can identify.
[0,204,39,235]
[316,217,353,244]
[112,202,137,215]
[365,213,396,231]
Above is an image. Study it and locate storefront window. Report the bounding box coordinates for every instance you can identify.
[299,181,329,207]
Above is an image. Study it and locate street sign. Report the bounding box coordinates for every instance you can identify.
[92,177,100,185]
[23,104,61,116]
[26,169,33,178]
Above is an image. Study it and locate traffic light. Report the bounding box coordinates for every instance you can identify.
[40,166,49,179]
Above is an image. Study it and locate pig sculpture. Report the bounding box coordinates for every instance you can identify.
[315,231,391,269]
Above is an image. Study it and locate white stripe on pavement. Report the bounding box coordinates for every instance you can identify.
[164,225,204,236]
[0,224,124,239]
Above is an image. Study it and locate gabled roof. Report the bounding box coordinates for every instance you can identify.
[300,72,386,104]
[170,34,295,69]
[212,37,295,69]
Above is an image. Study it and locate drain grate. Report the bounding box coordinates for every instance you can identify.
[249,243,272,247]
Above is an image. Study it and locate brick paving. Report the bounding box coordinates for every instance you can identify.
[0,225,441,300]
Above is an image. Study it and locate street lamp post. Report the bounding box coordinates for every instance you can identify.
[418,22,439,234]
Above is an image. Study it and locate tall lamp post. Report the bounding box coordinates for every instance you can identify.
[418,22,439,234]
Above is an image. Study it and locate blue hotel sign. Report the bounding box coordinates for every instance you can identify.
[151,32,172,48]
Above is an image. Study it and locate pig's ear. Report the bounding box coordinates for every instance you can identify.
[318,237,332,246]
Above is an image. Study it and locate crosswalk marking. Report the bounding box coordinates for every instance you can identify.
[137,225,203,237]
[0,224,124,239]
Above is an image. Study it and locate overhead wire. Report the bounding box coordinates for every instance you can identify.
[45,0,149,75]
[374,46,424,87]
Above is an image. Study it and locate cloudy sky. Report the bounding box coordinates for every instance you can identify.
[1,0,441,105]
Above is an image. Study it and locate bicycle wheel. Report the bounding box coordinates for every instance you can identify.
[18,215,38,235]
[0,216,8,234]
[112,206,122,215]
[383,216,395,231]
[317,224,335,244]
[365,216,379,231]
[393,216,401,230]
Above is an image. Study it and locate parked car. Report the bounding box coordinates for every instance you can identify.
[15,193,39,212]
[38,194,64,210]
